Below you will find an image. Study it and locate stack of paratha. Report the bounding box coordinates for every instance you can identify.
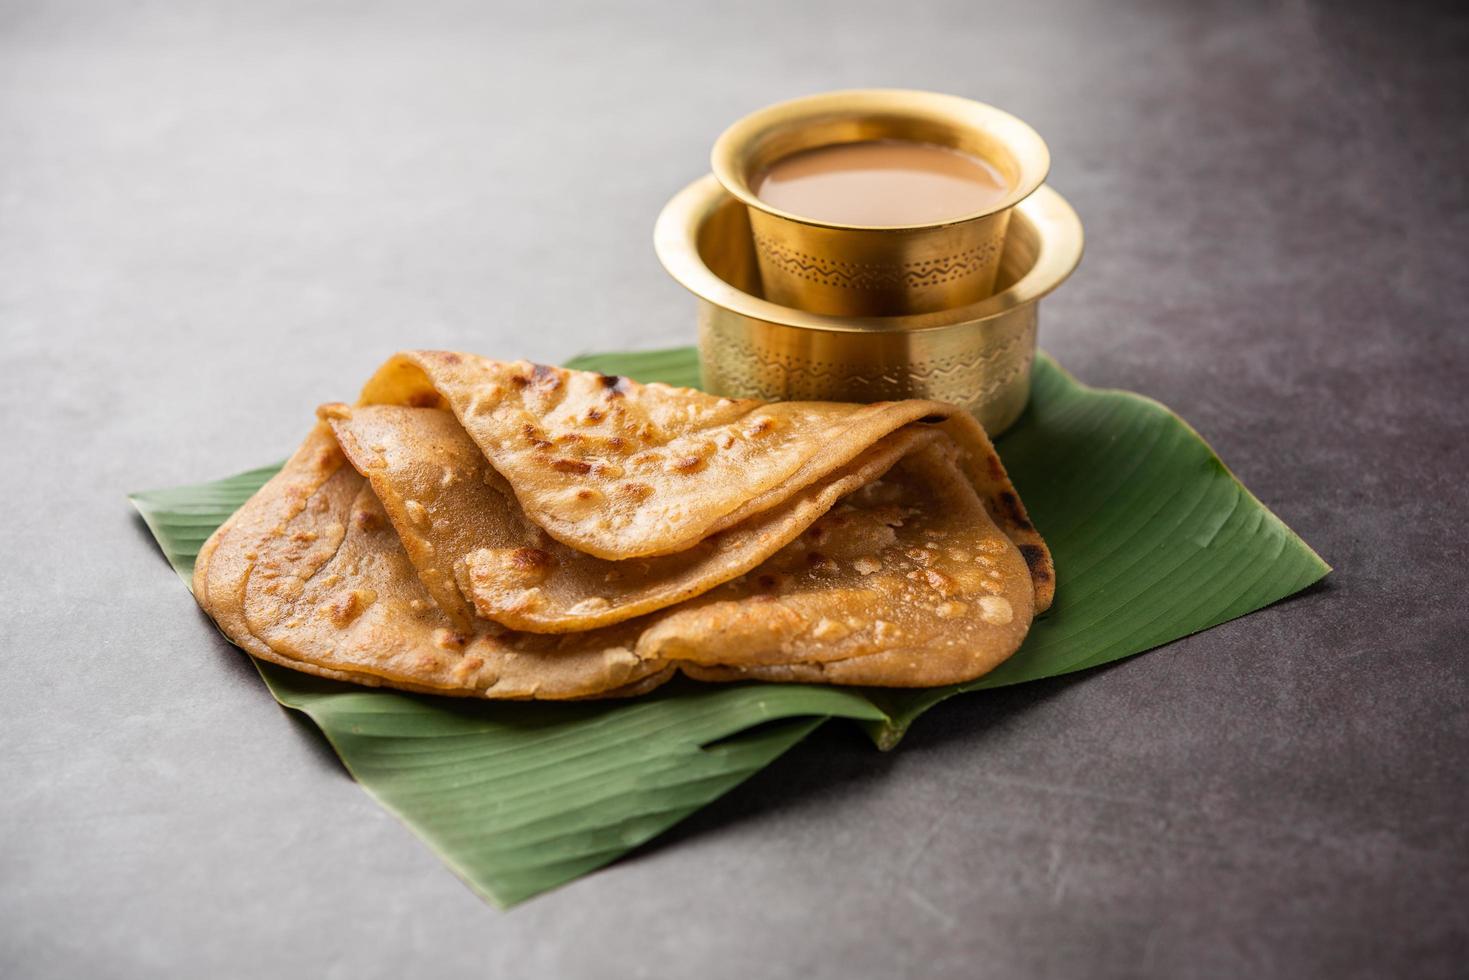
[195,352,1053,699]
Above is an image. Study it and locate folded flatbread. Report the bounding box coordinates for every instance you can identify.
[194,353,1054,699]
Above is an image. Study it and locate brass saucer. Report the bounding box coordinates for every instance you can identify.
[654,175,1084,435]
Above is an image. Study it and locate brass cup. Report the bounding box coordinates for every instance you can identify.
[654,175,1083,435]
[711,89,1051,317]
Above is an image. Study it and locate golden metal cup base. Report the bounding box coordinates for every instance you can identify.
[655,176,1084,436]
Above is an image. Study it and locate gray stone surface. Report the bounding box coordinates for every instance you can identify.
[2,0,1465,976]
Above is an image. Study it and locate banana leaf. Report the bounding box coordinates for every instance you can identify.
[129,348,1328,906]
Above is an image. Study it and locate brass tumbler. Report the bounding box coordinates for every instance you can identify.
[711,89,1051,317]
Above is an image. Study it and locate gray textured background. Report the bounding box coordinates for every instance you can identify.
[3,0,1466,977]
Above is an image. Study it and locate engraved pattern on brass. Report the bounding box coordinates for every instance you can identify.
[697,309,1037,434]
[751,234,1004,291]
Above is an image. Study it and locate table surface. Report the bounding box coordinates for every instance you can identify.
[3,1,1466,977]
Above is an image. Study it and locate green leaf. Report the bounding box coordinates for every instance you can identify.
[861,357,1330,745]
[563,347,703,390]
[265,671,877,906]
[129,347,1327,906]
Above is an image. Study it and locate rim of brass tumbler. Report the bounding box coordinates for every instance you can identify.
[711,89,1052,316]
[654,175,1083,435]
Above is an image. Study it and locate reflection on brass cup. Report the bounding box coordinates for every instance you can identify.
[655,175,1082,435]
[711,89,1051,317]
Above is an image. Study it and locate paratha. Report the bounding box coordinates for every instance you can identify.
[193,353,1053,699]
